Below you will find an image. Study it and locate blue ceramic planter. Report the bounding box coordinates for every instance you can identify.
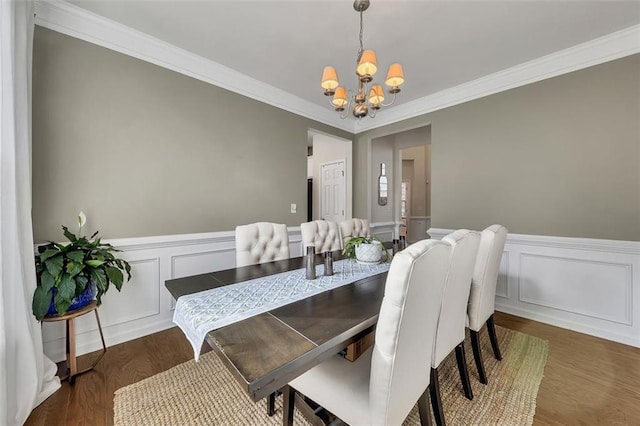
[47,282,97,316]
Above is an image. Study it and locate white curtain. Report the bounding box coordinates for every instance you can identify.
[1,1,61,425]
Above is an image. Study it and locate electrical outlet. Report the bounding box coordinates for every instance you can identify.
[290,204,297,214]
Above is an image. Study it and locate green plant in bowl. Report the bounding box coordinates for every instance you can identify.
[32,212,132,321]
[342,235,390,263]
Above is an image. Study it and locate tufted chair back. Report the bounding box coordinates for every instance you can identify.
[467,224,508,331]
[235,222,290,267]
[339,218,371,247]
[300,220,342,254]
[369,239,452,424]
[432,229,480,367]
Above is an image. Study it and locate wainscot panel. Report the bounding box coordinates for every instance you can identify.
[429,228,640,348]
[370,222,395,243]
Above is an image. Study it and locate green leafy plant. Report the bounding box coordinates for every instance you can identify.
[32,212,132,321]
[342,235,390,262]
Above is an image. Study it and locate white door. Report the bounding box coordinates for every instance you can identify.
[320,160,346,222]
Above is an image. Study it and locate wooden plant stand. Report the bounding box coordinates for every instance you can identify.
[43,301,106,384]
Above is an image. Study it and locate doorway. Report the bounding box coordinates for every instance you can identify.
[307,130,353,221]
[369,125,431,243]
[399,142,431,243]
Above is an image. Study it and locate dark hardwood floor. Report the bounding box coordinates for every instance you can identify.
[25,312,640,425]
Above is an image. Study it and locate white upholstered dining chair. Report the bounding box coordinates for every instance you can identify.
[429,229,480,426]
[339,218,371,247]
[300,220,342,254]
[467,224,508,385]
[235,221,290,416]
[235,222,290,268]
[283,239,453,426]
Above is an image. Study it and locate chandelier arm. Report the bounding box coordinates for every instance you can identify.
[339,104,351,119]
[377,91,398,107]
[338,90,354,119]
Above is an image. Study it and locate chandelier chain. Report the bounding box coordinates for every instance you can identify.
[357,10,364,64]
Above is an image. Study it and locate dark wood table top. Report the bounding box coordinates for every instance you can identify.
[165,251,388,402]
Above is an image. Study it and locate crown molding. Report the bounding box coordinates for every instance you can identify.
[33,0,353,133]
[353,24,640,133]
[34,1,639,135]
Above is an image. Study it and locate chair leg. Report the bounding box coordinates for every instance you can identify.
[487,314,502,361]
[455,342,473,400]
[283,386,295,426]
[268,392,276,416]
[470,330,488,385]
[418,386,433,426]
[429,368,446,426]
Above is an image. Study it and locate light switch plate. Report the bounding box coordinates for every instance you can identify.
[291,203,297,213]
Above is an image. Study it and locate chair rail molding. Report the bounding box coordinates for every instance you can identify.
[429,228,640,348]
[40,227,303,362]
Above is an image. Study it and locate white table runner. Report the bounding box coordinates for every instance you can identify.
[173,259,390,360]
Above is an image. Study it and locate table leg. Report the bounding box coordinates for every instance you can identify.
[283,385,295,426]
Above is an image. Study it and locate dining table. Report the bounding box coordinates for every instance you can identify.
[164,250,390,411]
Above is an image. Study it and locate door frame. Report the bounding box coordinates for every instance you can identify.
[401,179,411,241]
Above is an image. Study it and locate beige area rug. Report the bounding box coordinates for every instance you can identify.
[114,326,548,425]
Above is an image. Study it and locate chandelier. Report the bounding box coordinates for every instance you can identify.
[320,0,405,119]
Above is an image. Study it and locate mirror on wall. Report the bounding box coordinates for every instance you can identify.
[378,163,388,206]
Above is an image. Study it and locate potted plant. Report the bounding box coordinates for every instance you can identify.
[342,235,390,264]
[32,212,132,321]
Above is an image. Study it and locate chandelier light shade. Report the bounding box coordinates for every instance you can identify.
[368,84,385,108]
[321,66,339,95]
[332,87,348,110]
[356,49,378,82]
[385,63,405,92]
[320,0,405,119]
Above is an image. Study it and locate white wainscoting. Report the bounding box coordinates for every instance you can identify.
[408,216,431,243]
[45,224,638,361]
[429,228,640,348]
[41,228,303,362]
[370,221,395,242]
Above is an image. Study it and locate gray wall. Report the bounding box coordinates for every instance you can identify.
[355,55,640,241]
[32,28,351,241]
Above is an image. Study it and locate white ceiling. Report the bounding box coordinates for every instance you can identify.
[62,0,640,130]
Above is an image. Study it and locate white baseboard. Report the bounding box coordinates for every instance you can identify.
[429,228,640,348]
